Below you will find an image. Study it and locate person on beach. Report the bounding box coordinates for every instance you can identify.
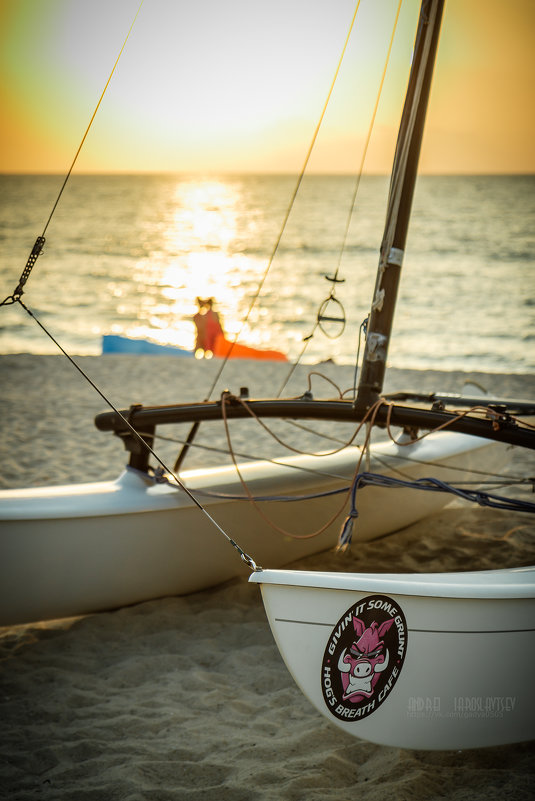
[193,297,224,357]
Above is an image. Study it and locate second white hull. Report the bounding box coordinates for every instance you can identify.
[0,432,509,625]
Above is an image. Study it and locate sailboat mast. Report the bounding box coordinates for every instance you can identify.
[356,0,445,410]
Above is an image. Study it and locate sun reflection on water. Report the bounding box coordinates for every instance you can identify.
[120,178,267,350]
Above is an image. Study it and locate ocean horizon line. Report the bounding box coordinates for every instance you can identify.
[2,170,534,179]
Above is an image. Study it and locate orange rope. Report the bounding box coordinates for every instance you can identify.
[219,393,384,540]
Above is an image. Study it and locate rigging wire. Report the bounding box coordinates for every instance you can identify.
[41,2,145,240]
[203,0,363,402]
[1,1,146,307]
[332,0,403,289]
[276,1,402,398]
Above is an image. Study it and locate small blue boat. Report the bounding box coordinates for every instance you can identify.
[102,335,193,357]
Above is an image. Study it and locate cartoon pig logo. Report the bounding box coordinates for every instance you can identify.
[321,595,408,722]
[337,617,394,701]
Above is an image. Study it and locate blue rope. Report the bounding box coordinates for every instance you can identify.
[336,472,535,552]
[187,485,347,503]
[137,465,348,502]
[133,466,534,552]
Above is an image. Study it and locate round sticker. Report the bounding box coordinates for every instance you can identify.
[321,594,407,722]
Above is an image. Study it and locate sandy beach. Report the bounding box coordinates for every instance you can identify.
[1,355,534,800]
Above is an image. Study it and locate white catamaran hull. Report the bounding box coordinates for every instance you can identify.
[250,566,535,750]
[0,431,509,625]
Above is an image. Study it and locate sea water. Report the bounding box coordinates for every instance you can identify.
[0,173,533,373]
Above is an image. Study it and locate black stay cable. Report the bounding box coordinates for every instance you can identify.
[1,1,145,308]
[16,298,258,570]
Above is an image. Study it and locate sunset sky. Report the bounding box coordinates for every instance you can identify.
[1,0,533,175]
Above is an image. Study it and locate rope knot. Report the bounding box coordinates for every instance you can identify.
[336,508,359,554]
